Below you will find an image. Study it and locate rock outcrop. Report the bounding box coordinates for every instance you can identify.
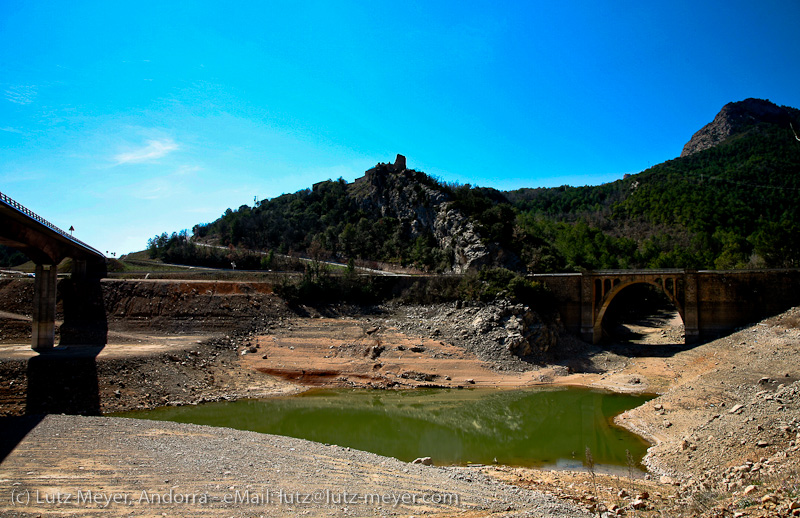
[433,206,491,272]
[681,98,796,157]
[387,300,560,368]
[467,300,558,359]
[350,157,512,272]
[352,161,447,237]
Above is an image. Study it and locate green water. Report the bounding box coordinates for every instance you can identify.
[114,387,652,469]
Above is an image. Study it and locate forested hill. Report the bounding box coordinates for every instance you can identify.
[147,98,800,273]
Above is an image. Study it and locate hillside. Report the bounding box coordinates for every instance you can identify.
[680,98,796,157]
[155,155,521,273]
[149,98,800,273]
[511,98,800,270]
[0,246,27,268]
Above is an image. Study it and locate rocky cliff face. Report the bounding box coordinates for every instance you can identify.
[352,159,448,238]
[681,98,795,157]
[433,205,492,273]
[349,156,495,272]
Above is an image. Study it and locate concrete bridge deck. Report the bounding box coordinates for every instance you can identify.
[0,191,106,350]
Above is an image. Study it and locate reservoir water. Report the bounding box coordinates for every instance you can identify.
[115,386,652,469]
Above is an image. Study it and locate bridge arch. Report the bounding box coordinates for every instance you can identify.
[593,278,685,343]
[577,270,691,344]
[534,269,800,344]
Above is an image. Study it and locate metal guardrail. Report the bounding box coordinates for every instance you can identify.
[0,190,105,258]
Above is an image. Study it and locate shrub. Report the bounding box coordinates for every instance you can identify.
[457,267,550,305]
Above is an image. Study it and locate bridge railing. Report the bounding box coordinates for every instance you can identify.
[0,191,105,258]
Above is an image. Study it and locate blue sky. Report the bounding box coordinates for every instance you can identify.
[2,1,799,256]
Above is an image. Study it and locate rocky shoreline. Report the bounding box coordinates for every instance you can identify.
[3,278,800,516]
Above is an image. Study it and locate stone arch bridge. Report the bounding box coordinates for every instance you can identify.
[530,269,800,343]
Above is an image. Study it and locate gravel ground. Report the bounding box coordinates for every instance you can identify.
[0,414,586,518]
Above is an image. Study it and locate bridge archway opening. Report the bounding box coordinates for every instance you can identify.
[595,281,685,345]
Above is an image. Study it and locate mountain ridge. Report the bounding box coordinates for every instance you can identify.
[680,98,798,157]
[143,98,800,274]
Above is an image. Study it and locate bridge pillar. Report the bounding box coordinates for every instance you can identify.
[684,271,699,343]
[32,263,58,351]
[580,273,595,343]
[72,259,87,279]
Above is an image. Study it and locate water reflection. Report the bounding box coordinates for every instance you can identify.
[115,387,652,469]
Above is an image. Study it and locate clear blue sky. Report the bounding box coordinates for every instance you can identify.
[2,1,799,256]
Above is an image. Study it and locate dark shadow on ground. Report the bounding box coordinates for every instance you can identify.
[599,284,695,354]
[25,346,104,415]
[554,285,708,374]
[555,338,696,375]
[0,414,43,462]
[25,277,107,415]
[601,340,690,358]
[0,276,110,461]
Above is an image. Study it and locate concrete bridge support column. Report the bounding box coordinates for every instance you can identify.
[580,274,595,343]
[32,263,57,351]
[72,259,87,279]
[684,271,700,343]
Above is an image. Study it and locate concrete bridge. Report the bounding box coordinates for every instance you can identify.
[0,191,106,350]
[531,269,800,343]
